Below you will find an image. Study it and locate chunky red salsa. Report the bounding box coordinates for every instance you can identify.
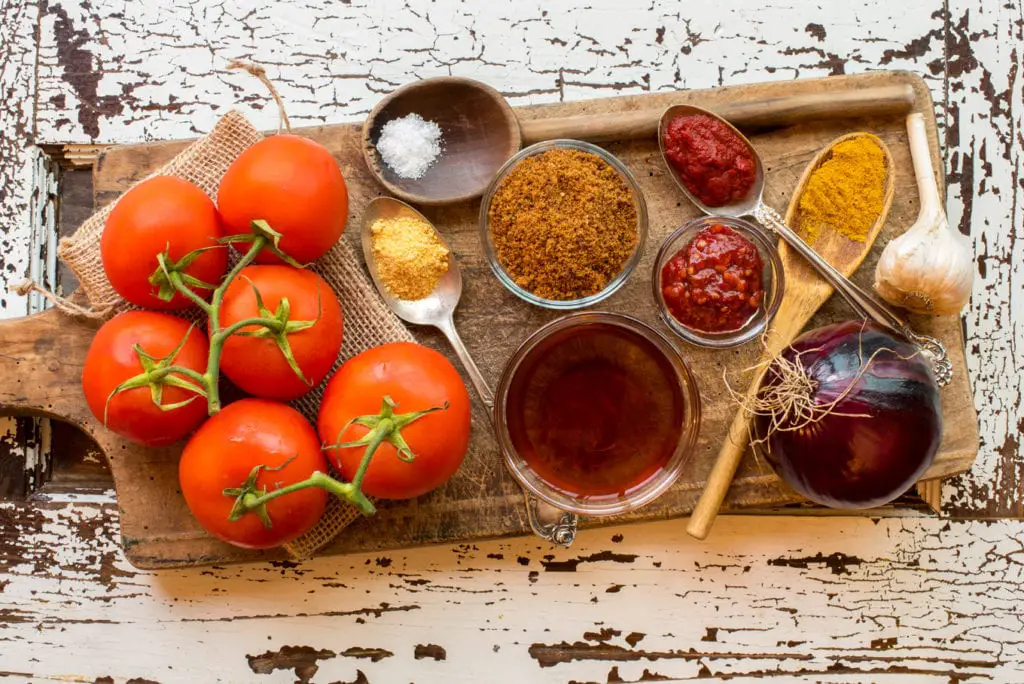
[663,113,757,207]
[661,224,764,333]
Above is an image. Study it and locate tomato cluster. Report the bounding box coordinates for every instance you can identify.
[82,132,471,549]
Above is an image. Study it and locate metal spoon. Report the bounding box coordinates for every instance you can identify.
[658,104,952,385]
[360,197,494,409]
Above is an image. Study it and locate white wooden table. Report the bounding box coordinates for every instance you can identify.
[1,2,1022,682]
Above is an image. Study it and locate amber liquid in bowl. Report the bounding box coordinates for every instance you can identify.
[503,322,685,502]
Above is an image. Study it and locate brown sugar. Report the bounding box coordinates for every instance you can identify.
[487,148,638,301]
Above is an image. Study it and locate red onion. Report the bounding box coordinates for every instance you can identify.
[752,320,942,509]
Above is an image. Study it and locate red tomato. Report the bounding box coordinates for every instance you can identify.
[217,265,344,400]
[82,311,209,446]
[178,398,328,549]
[101,176,227,309]
[318,342,471,499]
[217,135,348,264]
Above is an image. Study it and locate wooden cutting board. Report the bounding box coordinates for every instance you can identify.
[0,71,979,568]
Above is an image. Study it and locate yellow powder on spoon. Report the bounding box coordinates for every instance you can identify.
[371,215,450,300]
[796,136,887,245]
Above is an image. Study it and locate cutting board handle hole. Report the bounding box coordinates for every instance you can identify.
[0,417,114,502]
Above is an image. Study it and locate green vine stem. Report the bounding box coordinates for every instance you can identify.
[106,221,315,417]
[225,396,448,526]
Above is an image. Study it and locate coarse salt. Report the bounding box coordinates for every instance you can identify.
[376,113,443,179]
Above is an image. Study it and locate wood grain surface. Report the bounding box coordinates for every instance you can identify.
[1,0,1022,681]
[0,71,979,569]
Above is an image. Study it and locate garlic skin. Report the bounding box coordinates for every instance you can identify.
[873,113,974,315]
[874,209,974,314]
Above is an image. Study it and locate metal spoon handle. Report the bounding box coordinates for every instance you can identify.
[436,314,496,411]
[754,204,953,386]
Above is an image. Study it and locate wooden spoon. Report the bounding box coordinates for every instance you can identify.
[520,84,915,144]
[362,79,915,206]
[685,133,896,540]
[362,77,522,206]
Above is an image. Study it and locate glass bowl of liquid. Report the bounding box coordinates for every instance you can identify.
[493,311,702,517]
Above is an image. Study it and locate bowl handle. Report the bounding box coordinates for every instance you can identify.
[524,492,577,547]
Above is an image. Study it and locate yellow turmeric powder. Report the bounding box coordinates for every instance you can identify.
[371,216,449,300]
[796,136,887,244]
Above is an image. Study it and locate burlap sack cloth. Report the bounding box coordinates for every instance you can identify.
[58,110,414,559]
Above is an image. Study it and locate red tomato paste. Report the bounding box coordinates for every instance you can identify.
[663,114,757,207]
[661,224,764,333]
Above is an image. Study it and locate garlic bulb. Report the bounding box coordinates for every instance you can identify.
[874,114,974,315]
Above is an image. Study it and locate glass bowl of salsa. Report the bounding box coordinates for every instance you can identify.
[653,216,785,348]
[493,311,701,518]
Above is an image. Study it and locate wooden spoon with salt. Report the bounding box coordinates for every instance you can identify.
[685,132,896,540]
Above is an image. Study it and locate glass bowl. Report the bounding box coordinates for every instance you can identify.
[653,216,784,348]
[493,311,702,517]
[479,140,649,310]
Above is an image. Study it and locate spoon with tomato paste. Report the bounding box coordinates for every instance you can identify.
[657,104,949,379]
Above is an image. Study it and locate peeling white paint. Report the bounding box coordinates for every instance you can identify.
[941,0,1024,514]
[26,148,59,315]
[3,512,1024,681]
[33,0,947,143]
[0,0,40,317]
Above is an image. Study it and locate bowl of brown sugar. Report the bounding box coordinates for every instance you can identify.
[479,140,648,309]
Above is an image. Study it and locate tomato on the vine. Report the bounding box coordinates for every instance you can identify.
[101,176,227,310]
[318,342,471,500]
[217,265,343,400]
[217,135,348,264]
[82,311,209,446]
[178,398,328,549]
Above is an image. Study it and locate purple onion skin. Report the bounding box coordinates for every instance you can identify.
[755,321,942,509]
